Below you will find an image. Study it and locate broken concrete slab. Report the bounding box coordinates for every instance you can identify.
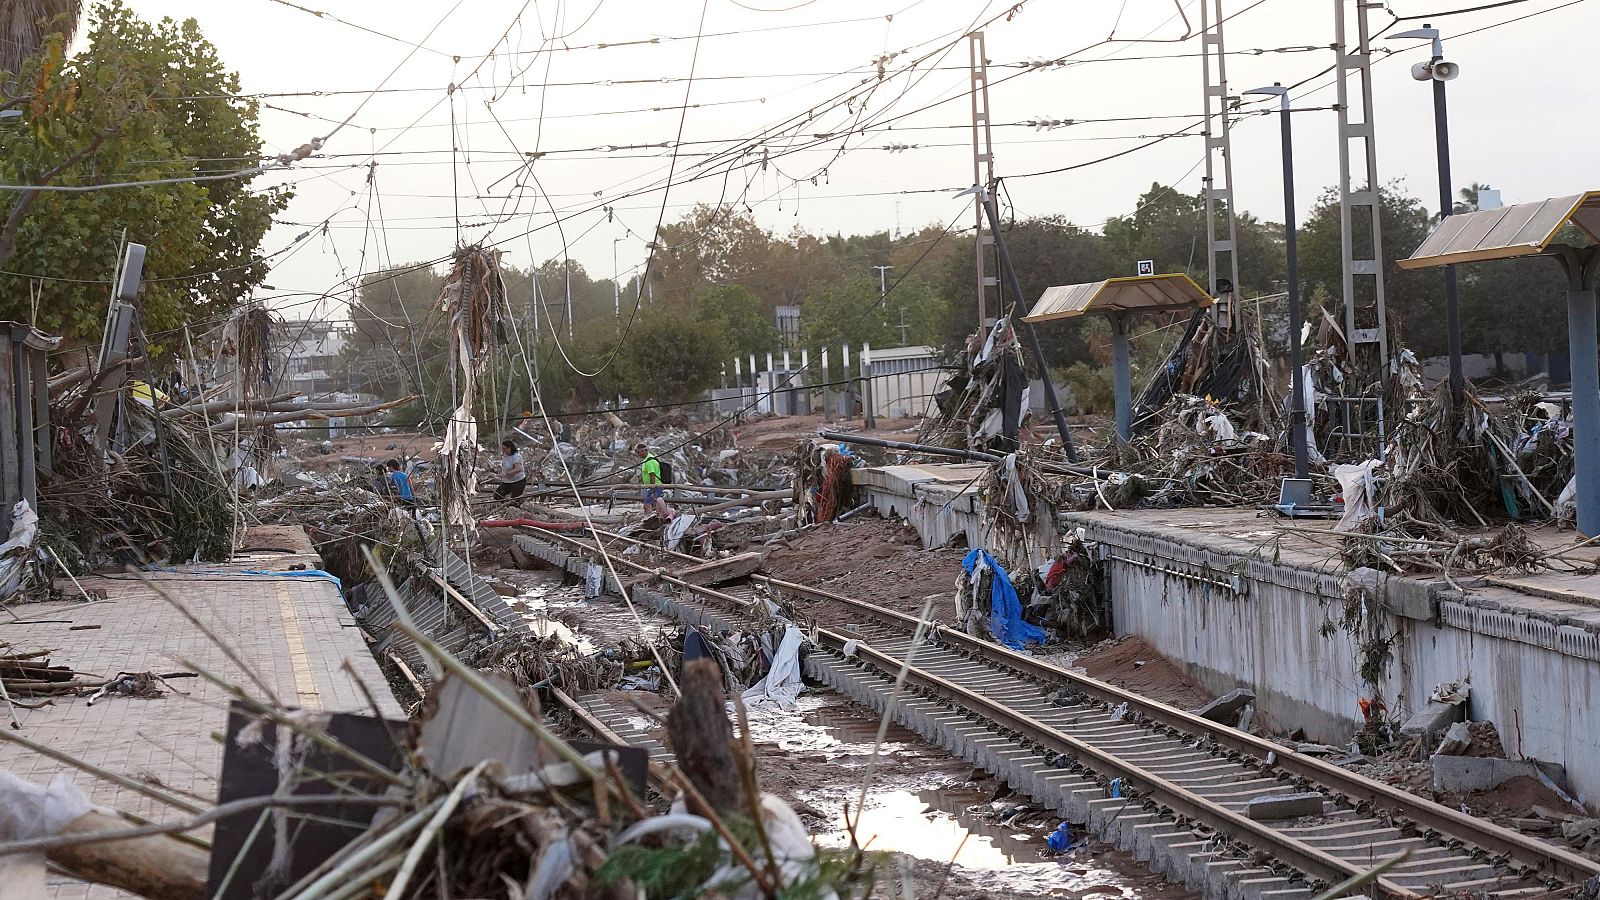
[1191,688,1254,725]
[1244,793,1324,821]
[1400,698,1467,747]
[1430,755,1568,794]
[1433,720,1474,756]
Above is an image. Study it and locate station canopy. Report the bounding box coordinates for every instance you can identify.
[1023,273,1213,324]
[1400,191,1600,269]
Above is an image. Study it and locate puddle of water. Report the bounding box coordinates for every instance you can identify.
[738,695,920,756]
[812,788,1198,899]
[827,789,1030,868]
[495,571,672,651]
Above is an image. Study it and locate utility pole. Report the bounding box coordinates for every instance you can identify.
[612,237,623,320]
[873,264,892,297]
[897,307,910,345]
[1199,0,1243,329]
[968,31,998,338]
[1334,0,1392,452]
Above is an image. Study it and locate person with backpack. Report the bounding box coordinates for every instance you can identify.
[635,443,674,519]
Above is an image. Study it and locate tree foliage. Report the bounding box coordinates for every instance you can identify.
[693,284,780,359]
[0,0,288,340]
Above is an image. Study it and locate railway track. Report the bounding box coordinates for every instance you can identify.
[513,526,1600,900]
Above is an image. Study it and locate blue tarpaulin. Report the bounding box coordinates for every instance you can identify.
[961,548,1046,650]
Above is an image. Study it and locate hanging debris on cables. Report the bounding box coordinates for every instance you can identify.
[434,244,511,527]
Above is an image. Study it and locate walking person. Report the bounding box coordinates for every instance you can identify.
[635,443,673,519]
[494,439,527,500]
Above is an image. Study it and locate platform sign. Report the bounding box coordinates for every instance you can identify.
[1136,259,1155,277]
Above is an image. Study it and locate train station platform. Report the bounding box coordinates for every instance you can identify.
[0,526,399,898]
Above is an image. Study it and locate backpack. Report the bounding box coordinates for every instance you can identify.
[656,457,674,486]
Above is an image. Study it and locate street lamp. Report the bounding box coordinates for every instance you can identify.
[1244,82,1309,481]
[1388,24,1464,407]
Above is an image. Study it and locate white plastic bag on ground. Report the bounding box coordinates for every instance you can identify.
[0,770,92,899]
[664,513,697,551]
[742,625,805,708]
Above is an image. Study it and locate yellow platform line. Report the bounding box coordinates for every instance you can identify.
[276,582,322,710]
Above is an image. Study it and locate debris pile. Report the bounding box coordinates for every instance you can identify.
[434,245,512,526]
[919,317,1033,454]
[37,389,236,578]
[0,603,862,900]
[1116,393,1288,507]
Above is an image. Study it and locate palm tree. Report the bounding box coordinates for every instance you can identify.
[1455,182,1495,215]
[2,0,83,78]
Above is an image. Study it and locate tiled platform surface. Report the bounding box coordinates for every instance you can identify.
[0,526,399,898]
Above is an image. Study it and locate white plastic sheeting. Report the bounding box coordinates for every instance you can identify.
[1333,460,1382,532]
[0,770,92,899]
[0,500,40,600]
[741,624,805,708]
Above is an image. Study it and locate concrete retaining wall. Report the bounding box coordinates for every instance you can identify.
[1069,514,1600,806]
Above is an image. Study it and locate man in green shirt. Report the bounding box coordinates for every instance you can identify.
[635,443,671,519]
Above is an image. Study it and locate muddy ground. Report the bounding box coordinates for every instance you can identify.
[1067,635,1215,711]
[764,517,966,623]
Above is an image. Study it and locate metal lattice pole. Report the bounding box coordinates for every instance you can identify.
[968,32,998,337]
[1334,0,1392,451]
[1199,0,1242,327]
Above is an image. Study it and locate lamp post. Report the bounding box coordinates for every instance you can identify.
[1245,83,1308,480]
[1389,24,1464,408]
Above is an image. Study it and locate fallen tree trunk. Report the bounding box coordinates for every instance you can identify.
[693,490,791,516]
[206,395,416,432]
[160,390,301,419]
[50,810,208,900]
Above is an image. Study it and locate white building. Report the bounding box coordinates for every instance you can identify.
[275,319,349,399]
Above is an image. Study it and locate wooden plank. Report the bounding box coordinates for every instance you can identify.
[425,569,500,633]
[416,672,542,778]
[31,348,49,475]
[0,339,17,533]
[677,551,767,587]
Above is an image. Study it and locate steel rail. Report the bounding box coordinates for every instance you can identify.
[520,525,1599,886]
[812,625,1418,898]
[762,574,1600,887]
[548,686,672,793]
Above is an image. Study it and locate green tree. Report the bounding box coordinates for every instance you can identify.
[0,0,288,340]
[937,215,1115,362]
[693,284,780,359]
[1297,181,1436,354]
[343,263,444,400]
[613,309,727,403]
[1103,183,1283,296]
[801,275,944,351]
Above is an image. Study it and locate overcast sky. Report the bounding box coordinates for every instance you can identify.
[115,0,1599,321]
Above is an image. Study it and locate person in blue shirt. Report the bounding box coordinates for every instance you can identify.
[385,458,414,505]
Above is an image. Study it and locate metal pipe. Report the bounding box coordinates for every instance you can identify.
[817,430,1001,463]
[1111,314,1132,443]
[979,192,1082,462]
[1279,92,1310,479]
[836,501,873,521]
[1561,247,1600,536]
[1433,65,1465,408]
